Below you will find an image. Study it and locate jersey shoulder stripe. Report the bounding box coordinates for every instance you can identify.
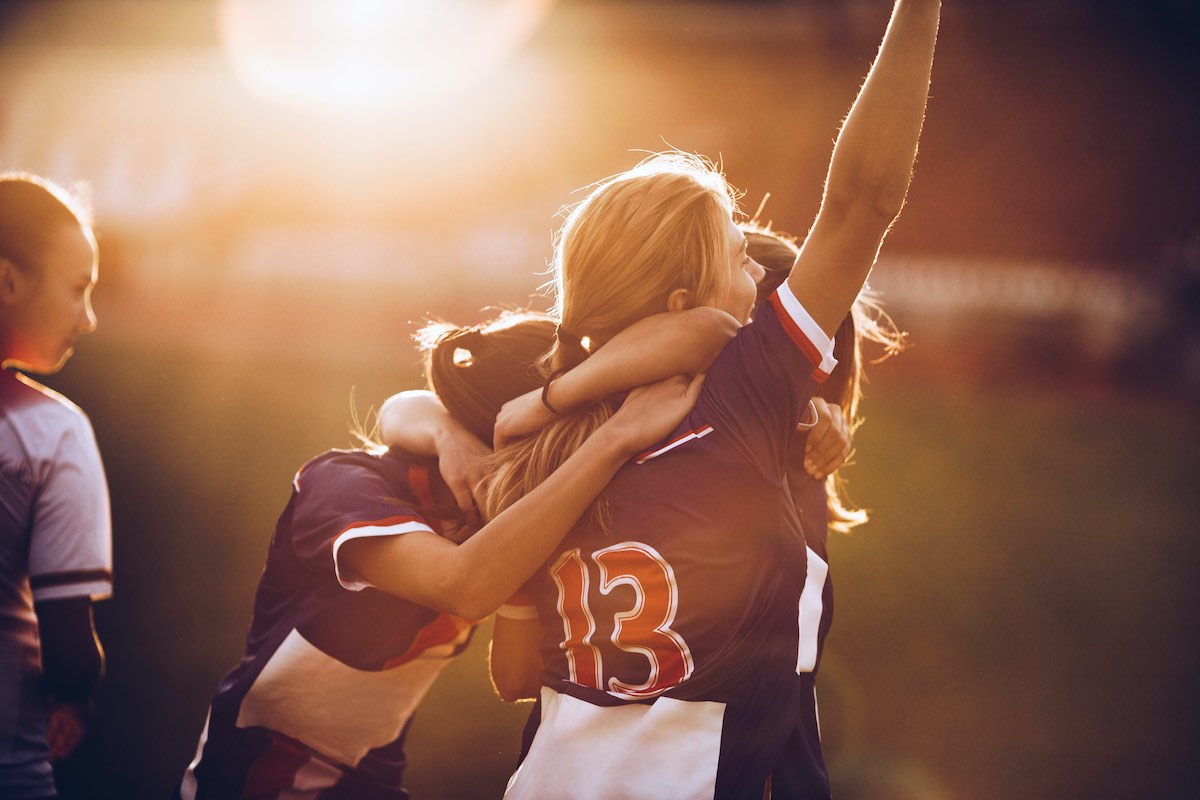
[634,424,714,465]
[331,515,434,591]
[768,283,837,381]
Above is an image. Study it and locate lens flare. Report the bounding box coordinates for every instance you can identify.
[218,0,554,113]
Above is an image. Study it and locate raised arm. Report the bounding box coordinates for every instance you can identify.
[495,306,738,445]
[341,374,705,621]
[788,0,941,336]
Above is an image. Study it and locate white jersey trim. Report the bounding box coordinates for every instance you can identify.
[32,576,112,602]
[634,425,714,465]
[496,601,539,620]
[235,628,452,768]
[796,546,829,674]
[770,282,838,378]
[505,687,724,800]
[332,519,433,591]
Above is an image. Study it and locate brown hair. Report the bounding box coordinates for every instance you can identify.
[0,172,93,276]
[417,311,557,448]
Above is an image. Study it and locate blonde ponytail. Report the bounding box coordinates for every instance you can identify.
[479,152,739,531]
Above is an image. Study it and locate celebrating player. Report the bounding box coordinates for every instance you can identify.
[454,225,900,796]
[176,312,702,799]
[477,1,942,797]
[0,173,111,798]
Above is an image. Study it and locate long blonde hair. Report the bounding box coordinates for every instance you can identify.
[480,152,739,530]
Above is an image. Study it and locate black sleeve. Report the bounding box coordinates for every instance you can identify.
[34,596,104,704]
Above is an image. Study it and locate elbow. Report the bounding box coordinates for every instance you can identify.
[823,179,908,234]
[690,306,741,343]
[438,575,497,622]
[449,597,496,623]
[868,177,912,223]
[680,306,740,367]
[415,546,501,621]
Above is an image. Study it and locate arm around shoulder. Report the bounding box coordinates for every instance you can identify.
[343,374,705,620]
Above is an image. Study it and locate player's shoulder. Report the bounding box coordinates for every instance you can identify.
[1,369,98,463]
[292,446,435,497]
[2,369,88,422]
[294,447,385,488]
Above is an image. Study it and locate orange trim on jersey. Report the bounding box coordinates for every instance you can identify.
[338,514,429,537]
[407,464,436,508]
[243,730,323,797]
[382,613,474,670]
[768,292,830,384]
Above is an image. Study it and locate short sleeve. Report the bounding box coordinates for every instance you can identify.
[28,414,112,602]
[697,283,838,481]
[288,453,435,592]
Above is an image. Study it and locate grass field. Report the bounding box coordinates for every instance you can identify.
[41,338,1199,799]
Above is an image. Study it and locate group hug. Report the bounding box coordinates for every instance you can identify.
[0,2,940,798]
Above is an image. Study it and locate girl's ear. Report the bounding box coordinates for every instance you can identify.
[666,287,691,312]
[0,258,20,307]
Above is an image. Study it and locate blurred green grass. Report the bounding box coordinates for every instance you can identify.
[40,339,1199,799]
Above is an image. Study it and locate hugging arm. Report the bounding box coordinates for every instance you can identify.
[788,0,941,336]
[342,375,705,621]
[495,306,738,445]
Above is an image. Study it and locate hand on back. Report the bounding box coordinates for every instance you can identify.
[802,398,852,479]
[605,374,705,455]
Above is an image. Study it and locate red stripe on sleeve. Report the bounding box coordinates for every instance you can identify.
[407,464,436,508]
[768,292,830,384]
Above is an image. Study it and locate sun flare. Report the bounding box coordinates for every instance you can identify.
[218,0,554,113]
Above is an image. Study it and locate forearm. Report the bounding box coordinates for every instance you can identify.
[823,0,941,219]
[444,429,633,618]
[351,375,701,618]
[35,597,104,704]
[552,308,737,409]
[347,425,633,619]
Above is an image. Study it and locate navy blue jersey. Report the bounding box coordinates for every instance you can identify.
[766,457,835,800]
[505,285,837,800]
[180,448,473,800]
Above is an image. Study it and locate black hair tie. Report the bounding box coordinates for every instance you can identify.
[555,326,582,349]
[541,367,570,415]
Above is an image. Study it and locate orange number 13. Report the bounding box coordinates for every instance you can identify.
[550,542,694,700]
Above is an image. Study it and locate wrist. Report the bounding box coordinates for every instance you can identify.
[542,369,569,415]
[431,414,469,453]
[583,420,640,462]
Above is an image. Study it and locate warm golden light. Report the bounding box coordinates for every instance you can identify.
[218,0,554,113]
